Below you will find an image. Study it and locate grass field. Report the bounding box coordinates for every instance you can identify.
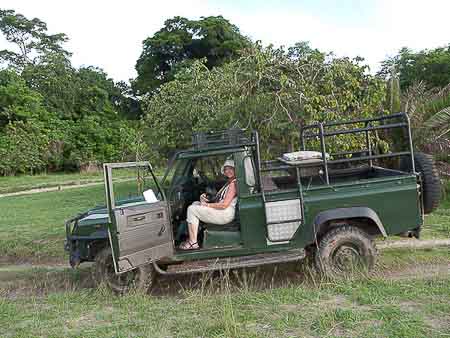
[2,278,449,338]
[0,173,163,261]
[0,183,106,260]
[0,248,449,338]
[0,171,107,194]
[0,168,164,195]
[0,174,449,337]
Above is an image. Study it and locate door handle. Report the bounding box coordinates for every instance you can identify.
[158,225,166,236]
[132,216,146,222]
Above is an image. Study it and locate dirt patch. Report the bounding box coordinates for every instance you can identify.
[377,239,450,250]
[0,255,66,266]
[0,265,94,299]
[378,262,450,281]
[1,259,449,299]
[0,177,134,198]
[398,300,422,312]
[425,316,450,331]
[66,311,112,329]
[320,294,350,308]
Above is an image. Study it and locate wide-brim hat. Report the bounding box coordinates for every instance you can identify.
[221,159,235,174]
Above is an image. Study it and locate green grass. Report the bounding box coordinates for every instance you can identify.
[0,168,164,194]
[0,171,106,194]
[423,186,450,239]
[0,174,161,261]
[0,268,449,338]
[0,245,448,337]
[0,184,105,260]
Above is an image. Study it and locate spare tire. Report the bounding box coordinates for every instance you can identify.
[402,152,441,214]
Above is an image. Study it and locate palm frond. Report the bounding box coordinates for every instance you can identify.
[424,106,450,129]
[401,81,427,118]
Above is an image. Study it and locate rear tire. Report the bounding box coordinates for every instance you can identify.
[401,152,441,214]
[315,225,376,278]
[414,152,441,214]
[92,247,155,294]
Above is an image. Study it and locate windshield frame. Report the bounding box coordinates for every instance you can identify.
[103,161,166,211]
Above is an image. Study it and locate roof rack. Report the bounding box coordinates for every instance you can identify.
[192,129,257,150]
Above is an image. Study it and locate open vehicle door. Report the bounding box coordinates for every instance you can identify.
[104,162,173,274]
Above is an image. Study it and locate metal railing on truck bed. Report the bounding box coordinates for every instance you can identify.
[299,112,416,184]
[186,113,415,192]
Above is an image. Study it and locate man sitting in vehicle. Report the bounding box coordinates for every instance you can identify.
[179,159,238,250]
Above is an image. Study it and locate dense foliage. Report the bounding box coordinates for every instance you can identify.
[133,16,250,95]
[381,46,450,153]
[379,46,450,90]
[0,9,142,175]
[143,43,387,160]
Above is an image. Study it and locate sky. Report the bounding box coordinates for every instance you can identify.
[0,0,449,83]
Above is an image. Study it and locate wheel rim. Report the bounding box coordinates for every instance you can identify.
[331,244,364,273]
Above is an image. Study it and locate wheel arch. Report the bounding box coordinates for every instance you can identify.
[313,207,387,239]
[71,238,109,263]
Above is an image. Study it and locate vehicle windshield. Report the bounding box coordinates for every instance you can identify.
[105,163,162,208]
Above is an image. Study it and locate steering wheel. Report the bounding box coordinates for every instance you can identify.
[196,170,210,186]
[196,170,219,199]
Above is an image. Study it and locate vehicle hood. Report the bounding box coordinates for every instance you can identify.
[76,205,109,226]
[75,197,146,227]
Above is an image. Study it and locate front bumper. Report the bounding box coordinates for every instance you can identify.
[64,214,84,267]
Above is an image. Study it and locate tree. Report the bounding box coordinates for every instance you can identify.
[400,81,450,152]
[0,10,146,175]
[0,9,69,69]
[379,45,450,90]
[380,45,450,155]
[0,69,47,128]
[142,43,386,160]
[133,16,250,95]
[0,119,49,175]
[22,60,138,120]
[20,53,78,119]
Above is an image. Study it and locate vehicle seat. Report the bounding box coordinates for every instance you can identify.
[201,206,240,231]
[200,206,241,248]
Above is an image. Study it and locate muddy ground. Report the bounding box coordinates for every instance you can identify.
[1,258,449,300]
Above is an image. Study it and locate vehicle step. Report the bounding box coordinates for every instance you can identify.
[156,249,305,275]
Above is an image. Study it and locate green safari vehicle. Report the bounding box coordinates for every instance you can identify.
[65,112,440,293]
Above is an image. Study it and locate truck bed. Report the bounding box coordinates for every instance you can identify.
[269,165,410,190]
[262,164,422,239]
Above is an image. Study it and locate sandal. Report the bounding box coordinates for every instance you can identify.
[179,240,199,250]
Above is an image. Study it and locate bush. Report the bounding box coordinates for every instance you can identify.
[143,43,387,160]
[0,120,48,175]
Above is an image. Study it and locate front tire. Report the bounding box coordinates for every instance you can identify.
[92,247,155,294]
[315,226,376,278]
